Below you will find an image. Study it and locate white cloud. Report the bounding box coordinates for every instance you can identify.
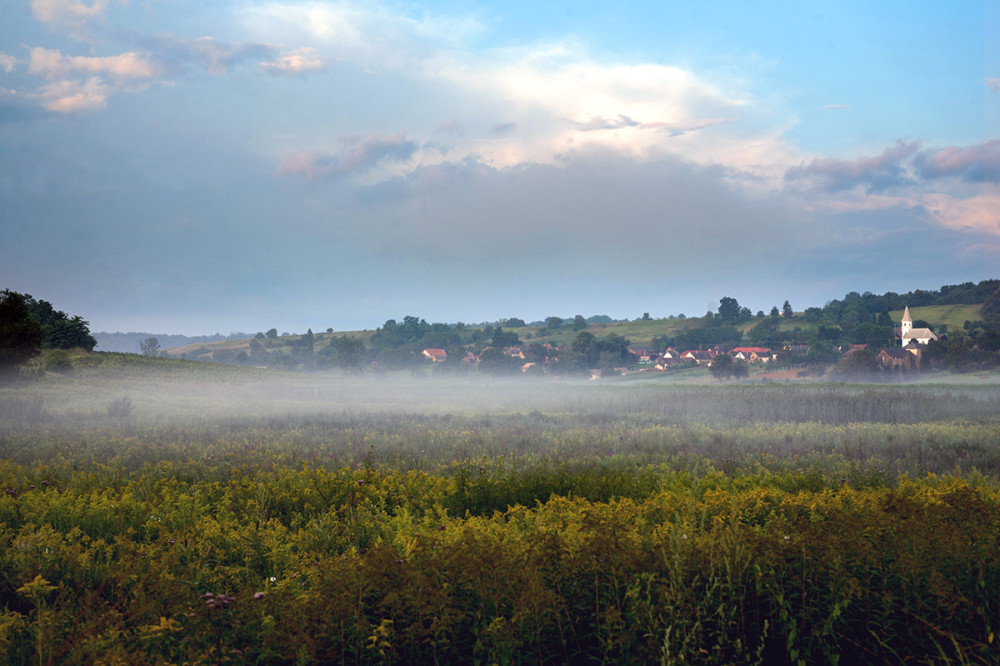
[920,191,1000,236]
[30,0,119,39]
[0,53,19,74]
[261,47,326,74]
[27,47,159,82]
[31,0,108,24]
[242,2,799,188]
[29,76,109,112]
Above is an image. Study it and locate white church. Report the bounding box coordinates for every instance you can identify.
[897,306,939,348]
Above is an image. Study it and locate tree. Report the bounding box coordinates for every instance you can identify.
[265,328,278,339]
[573,315,587,331]
[23,295,96,350]
[0,289,42,375]
[831,349,880,379]
[717,297,741,324]
[503,317,526,328]
[477,347,516,374]
[545,316,564,330]
[982,285,1000,325]
[571,331,596,355]
[301,329,315,368]
[782,300,794,319]
[641,312,651,321]
[249,337,267,364]
[710,354,734,381]
[140,337,160,356]
[491,327,521,348]
[326,336,366,371]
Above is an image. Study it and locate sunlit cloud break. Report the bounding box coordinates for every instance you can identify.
[261,47,326,74]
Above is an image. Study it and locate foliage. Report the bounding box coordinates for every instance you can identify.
[140,337,160,357]
[830,349,880,380]
[477,347,517,374]
[323,335,367,371]
[710,355,748,381]
[0,290,43,376]
[22,295,96,351]
[982,285,1000,325]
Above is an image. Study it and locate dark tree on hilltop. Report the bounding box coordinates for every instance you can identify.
[0,290,43,375]
[717,297,742,324]
[24,295,96,350]
[782,300,793,318]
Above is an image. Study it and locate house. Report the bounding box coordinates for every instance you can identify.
[680,350,715,365]
[878,348,914,369]
[896,307,939,346]
[421,348,447,363]
[629,348,660,364]
[730,347,774,363]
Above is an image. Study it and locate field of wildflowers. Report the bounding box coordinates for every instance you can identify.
[1,369,999,663]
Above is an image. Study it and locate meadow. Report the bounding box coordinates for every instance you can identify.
[1,363,999,664]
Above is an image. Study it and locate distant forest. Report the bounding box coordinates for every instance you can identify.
[93,331,250,353]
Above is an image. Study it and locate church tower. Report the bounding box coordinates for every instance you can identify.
[901,306,912,342]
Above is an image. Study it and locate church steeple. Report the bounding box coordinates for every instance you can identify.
[901,306,912,341]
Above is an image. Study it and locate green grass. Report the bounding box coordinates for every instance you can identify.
[889,304,982,330]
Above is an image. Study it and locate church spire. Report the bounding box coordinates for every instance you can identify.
[901,306,912,342]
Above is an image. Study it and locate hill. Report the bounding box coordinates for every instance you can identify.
[93,331,250,353]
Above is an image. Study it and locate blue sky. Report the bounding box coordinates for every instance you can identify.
[1,0,997,335]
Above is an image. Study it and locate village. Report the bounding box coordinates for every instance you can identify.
[418,306,942,378]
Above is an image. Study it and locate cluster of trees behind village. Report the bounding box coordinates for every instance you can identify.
[3,280,1000,379]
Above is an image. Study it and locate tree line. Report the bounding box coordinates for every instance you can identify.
[0,289,96,377]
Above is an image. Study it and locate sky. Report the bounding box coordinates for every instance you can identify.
[0,0,997,336]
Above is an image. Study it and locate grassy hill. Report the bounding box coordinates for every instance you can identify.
[889,304,982,332]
